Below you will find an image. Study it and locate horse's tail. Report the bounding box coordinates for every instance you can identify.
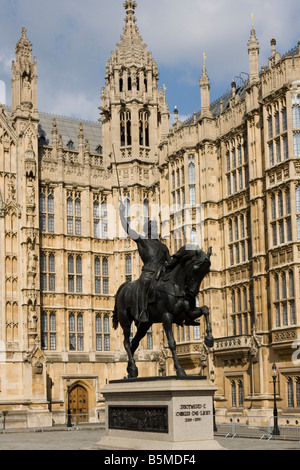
[112,282,126,330]
[112,308,119,330]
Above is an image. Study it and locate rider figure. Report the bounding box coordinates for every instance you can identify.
[119,199,171,322]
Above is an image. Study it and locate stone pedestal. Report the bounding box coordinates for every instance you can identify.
[96,376,225,450]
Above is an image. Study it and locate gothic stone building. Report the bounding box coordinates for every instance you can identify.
[0,1,299,428]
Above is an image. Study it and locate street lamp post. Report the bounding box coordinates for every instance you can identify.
[2,411,8,434]
[66,379,72,428]
[271,363,280,436]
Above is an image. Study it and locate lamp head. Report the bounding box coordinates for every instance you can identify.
[272,363,278,378]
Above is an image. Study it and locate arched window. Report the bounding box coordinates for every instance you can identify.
[93,201,100,237]
[124,194,130,226]
[96,314,102,351]
[236,288,241,312]
[41,311,57,350]
[190,228,197,244]
[240,214,245,238]
[243,287,247,311]
[289,270,294,297]
[143,198,149,228]
[103,314,110,351]
[229,219,233,242]
[125,255,132,282]
[101,201,108,238]
[69,313,75,332]
[278,190,283,217]
[67,255,82,293]
[102,258,109,294]
[120,110,131,147]
[189,186,196,206]
[95,257,101,294]
[188,161,195,184]
[139,110,149,147]
[288,377,294,407]
[296,185,300,212]
[238,381,244,407]
[231,290,236,313]
[95,313,110,351]
[281,272,287,298]
[147,325,153,350]
[234,217,239,240]
[297,186,300,239]
[274,274,279,300]
[296,378,300,407]
[271,194,276,219]
[231,381,237,407]
[77,313,83,332]
[285,188,291,214]
[292,104,300,128]
[48,253,55,291]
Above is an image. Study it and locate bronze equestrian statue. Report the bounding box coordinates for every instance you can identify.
[119,200,171,323]
[114,201,214,378]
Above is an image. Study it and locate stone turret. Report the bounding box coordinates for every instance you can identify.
[11,27,38,119]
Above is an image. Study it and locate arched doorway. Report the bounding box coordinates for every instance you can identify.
[69,384,89,422]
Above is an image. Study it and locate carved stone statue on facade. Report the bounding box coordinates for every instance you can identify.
[22,74,32,103]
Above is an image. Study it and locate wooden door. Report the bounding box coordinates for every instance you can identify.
[69,385,89,422]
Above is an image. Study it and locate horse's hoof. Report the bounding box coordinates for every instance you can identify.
[127,365,138,378]
[204,335,214,348]
[176,368,187,377]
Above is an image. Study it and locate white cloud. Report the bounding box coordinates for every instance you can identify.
[0,0,299,121]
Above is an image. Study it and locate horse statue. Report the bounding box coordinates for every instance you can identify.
[113,244,214,378]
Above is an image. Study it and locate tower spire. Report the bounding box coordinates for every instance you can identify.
[247,14,260,83]
[123,1,139,39]
[200,53,211,117]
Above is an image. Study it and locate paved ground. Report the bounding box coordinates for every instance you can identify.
[0,427,299,451]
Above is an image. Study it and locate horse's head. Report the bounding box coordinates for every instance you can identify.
[184,246,212,298]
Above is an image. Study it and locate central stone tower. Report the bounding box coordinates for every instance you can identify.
[100,0,169,166]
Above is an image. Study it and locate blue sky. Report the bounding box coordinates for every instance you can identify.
[0,0,299,123]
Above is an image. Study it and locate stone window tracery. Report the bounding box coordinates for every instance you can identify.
[40,187,54,233]
[286,376,300,408]
[95,313,110,351]
[270,186,292,246]
[69,312,84,351]
[273,268,295,327]
[231,285,254,335]
[66,191,81,236]
[67,254,82,293]
[41,311,57,350]
[94,256,109,295]
[93,194,108,239]
[40,252,55,291]
[231,379,244,408]
[225,137,248,196]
